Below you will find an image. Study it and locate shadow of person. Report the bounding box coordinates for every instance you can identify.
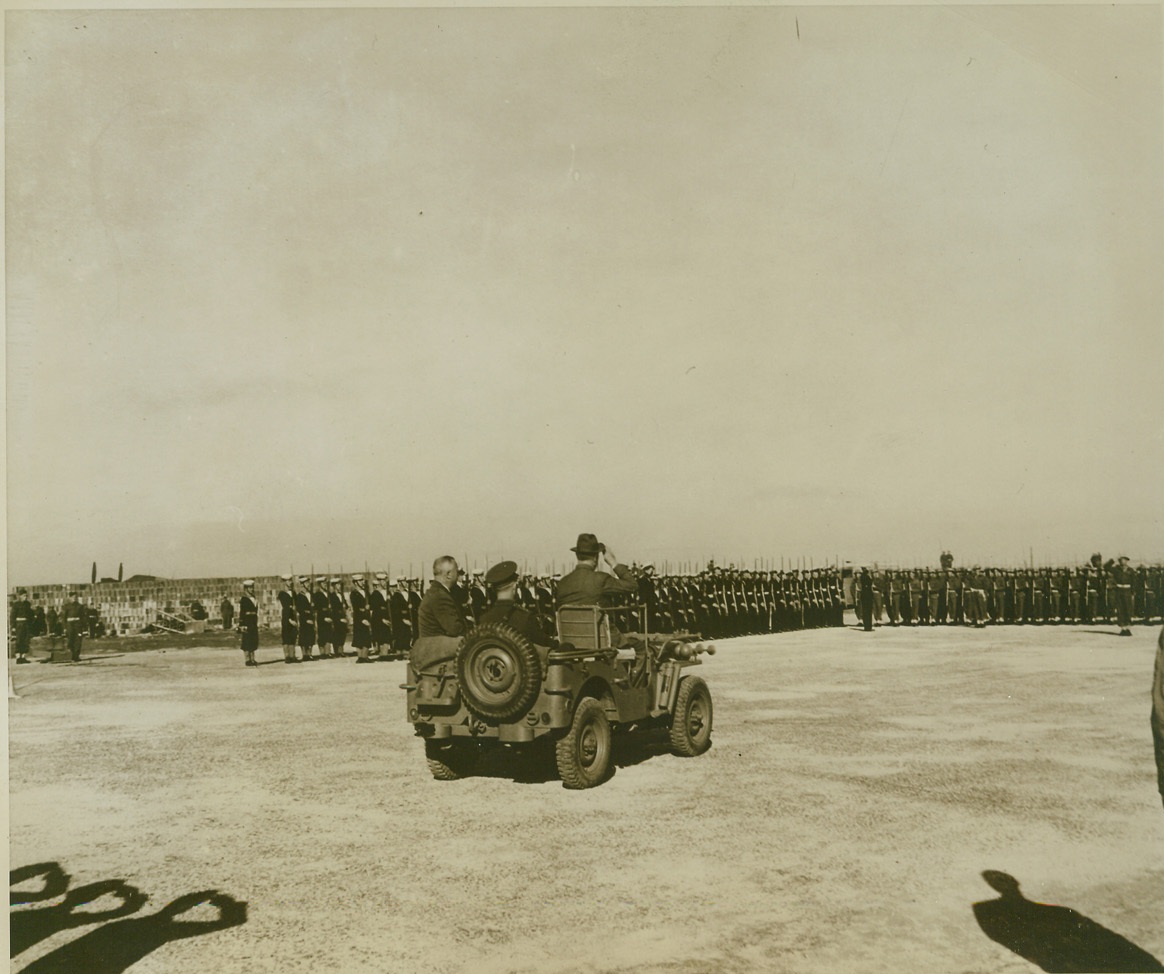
[11,879,147,957]
[973,870,1164,973]
[10,863,70,905]
[18,890,246,974]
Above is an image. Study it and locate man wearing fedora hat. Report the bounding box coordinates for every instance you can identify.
[555,534,638,609]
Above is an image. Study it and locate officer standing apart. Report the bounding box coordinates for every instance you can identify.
[11,588,33,663]
[239,579,259,667]
[63,591,85,662]
[417,556,468,638]
[1111,555,1135,637]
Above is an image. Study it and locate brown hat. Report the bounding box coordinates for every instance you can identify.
[571,533,603,556]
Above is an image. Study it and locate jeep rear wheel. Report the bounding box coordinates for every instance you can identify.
[456,623,542,722]
[424,739,479,781]
[669,676,713,756]
[555,698,612,789]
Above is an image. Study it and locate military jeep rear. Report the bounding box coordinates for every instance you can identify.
[402,605,715,788]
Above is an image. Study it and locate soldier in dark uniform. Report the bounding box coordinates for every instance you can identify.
[390,577,413,653]
[239,580,259,667]
[370,573,393,659]
[312,577,333,657]
[329,577,349,657]
[477,561,556,648]
[467,573,488,623]
[1110,556,1135,636]
[63,592,85,662]
[350,574,373,663]
[220,594,234,631]
[858,568,874,632]
[11,588,33,663]
[408,579,422,635]
[277,574,299,664]
[295,576,316,660]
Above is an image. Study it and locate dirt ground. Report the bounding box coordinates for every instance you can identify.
[8,621,1164,974]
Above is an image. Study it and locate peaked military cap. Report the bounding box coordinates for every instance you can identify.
[485,560,519,587]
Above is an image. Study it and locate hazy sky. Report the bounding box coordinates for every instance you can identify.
[6,5,1162,584]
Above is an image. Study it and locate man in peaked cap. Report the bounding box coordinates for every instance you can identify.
[1111,555,1135,636]
[238,580,259,667]
[277,574,299,664]
[477,560,555,648]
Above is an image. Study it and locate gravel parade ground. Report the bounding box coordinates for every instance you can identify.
[8,622,1164,974]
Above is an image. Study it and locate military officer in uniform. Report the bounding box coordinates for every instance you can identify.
[329,577,349,657]
[477,560,556,648]
[313,577,333,658]
[277,574,299,664]
[63,592,85,662]
[296,576,317,660]
[390,577,413,653]
[239,579,260,667]
[370,573,393,659]
[11,588,33,663]
[350,574,373,663]
[1110,555,1135,636]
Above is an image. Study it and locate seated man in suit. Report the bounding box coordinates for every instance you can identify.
[417,555,469,638]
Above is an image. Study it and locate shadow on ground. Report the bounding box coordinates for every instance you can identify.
[973,870,1163,973]
[10,862,246,974]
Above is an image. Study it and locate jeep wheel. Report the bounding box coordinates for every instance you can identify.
[456,623,542,722]
[424,739,479,781]
[555,698,612,789]
[669,676,713,756]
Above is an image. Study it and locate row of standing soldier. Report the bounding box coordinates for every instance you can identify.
[855,559,1160,633]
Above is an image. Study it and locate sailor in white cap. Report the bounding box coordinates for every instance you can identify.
[312,576,333,658]
[391,576,413,651]
[371,572,393,660]
[239,579,260,667]
[278,574,299,664]
[350,574,372,663]
[296,576,316,660]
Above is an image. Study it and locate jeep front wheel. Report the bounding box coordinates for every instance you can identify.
[555,698,612,789]
[669,676,713,756]
[424,739,479,781]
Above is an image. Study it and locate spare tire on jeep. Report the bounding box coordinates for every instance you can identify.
[455,623,542,722]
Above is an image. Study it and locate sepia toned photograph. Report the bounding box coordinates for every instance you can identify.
[6,4,1163,972]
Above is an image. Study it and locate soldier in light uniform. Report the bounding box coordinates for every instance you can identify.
[277,574,299,664]
[239,580,259,667]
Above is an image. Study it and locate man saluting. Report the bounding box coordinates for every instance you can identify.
[555,533,639,608]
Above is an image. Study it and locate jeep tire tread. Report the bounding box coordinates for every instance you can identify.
[669,676,713,756]
[424,739,479,781]
[555,697,613,789]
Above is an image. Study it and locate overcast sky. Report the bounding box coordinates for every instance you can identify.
[6,5,1162,584]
